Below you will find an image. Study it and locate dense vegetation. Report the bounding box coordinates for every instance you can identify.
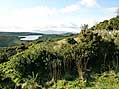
[90,16,119,31]
[0,16,119,89]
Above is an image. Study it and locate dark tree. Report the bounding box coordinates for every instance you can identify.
[80,24,88,30]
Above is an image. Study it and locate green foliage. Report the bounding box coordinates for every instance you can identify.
[67,37,77,44]
[0,16,119,88]
[16,72,41,89]
[2,43,63,84]
[0,43,29,63]
[45,71,119,89]
[46,79,87,89]
[0,76,15,89]
[92,71,119,89]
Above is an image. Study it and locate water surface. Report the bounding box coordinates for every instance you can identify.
[19,35,42,41]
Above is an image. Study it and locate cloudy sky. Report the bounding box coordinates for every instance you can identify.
[0,0,118,33]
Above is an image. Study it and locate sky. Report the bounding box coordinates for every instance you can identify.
[0,0,118,33]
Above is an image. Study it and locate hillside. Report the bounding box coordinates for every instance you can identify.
[0,16,119,89]
[90,16,119,31]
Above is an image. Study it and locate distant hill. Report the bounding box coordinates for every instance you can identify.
[0,32,43,36]
[33,30,75,34]
[0,32,75,47]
